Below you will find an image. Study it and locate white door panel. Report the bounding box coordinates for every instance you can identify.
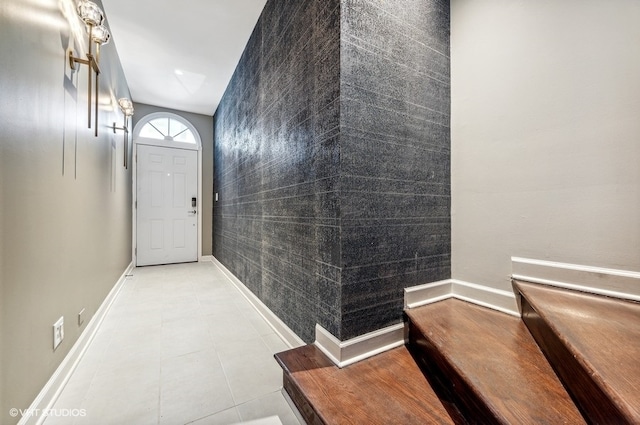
[137,144,198,266]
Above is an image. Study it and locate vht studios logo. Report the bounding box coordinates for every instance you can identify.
[9,408,87,418]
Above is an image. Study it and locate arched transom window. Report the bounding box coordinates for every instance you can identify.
[138,115,197,144]
[134,112,201,150]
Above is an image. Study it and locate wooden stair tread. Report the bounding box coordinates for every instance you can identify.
[515,280,640,423]
[275,344,456,425]
[406,298,585,424]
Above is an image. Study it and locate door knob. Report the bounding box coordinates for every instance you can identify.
[188,210,197,214]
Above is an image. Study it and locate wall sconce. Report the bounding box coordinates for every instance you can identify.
[68,0,111,137]
[111,98,134,169]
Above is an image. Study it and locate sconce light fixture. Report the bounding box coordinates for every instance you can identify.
[68,0,111,137]
[111,98,134,169]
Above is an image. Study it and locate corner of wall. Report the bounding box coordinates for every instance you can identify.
[315,323,406,368]
[404,278,519,317]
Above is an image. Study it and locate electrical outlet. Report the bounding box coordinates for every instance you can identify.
[78,308,85,326]
[53,317,64,350]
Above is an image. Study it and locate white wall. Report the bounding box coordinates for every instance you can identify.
[0,0,132,423]
[451,0,640,291]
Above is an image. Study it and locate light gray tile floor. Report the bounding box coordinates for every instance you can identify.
[44,262,303,425]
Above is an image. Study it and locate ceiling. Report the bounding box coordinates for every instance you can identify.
[101,0,267,116]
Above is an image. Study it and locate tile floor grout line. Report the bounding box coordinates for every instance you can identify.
[44,262,301,425]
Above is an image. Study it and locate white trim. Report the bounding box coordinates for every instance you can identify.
[511,257,640,302]
[135,137,199,151]
[199,255,213,263]
[404,279,519,316]
[314,323,406,368]
[132,112,201,150]
[451,280,520,316]
[132,143,137,266]
[215,257,636,368]
[270,276,520,369]
[404,279,452,309]
[211,257,407,368]
[132,112,203,266]
[18,263,134,425]
[197,149,202,262]
[211,257,305,349]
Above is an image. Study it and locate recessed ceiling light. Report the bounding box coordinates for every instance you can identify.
[174,69,184,76]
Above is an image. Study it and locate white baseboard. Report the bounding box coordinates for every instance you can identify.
[404,278,519,316]
[211,258,404,367]
[512,257,640,302]
[211,257,305,349]
[452,280,520,316]
[314,323,406,368]
[207,256,640,371]
[313,278,518,369]
[199,255,213,263]
[404,279,453,309]
[19,262,134,425]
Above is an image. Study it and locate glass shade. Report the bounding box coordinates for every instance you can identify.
[77,1,104,27]
[118,98,134,116]
[91,24,111,45]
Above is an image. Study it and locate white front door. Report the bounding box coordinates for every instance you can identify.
[136,144,198,266]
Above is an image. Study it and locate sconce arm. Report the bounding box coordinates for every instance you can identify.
[111,123,129,134]
[69,51,101,74]
[69,50,90,70]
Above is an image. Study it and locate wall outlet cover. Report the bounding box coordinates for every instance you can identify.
[78,308,85,326]
[53,316,64,350]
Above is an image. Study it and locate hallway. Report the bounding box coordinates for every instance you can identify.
[43,262,302,425]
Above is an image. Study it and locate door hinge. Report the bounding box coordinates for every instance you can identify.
[135,247,137,255]
[135,201,137,208]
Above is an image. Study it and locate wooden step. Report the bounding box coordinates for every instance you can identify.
[406,298,585,425]
[515,280,640,424]
[275,344,458,425]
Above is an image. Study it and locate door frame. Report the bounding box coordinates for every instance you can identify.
[132,112,203,267]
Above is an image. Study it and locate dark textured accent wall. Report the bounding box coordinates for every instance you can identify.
[339,0,451,338]
[214,0,450,342]
[214,0,342,342]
